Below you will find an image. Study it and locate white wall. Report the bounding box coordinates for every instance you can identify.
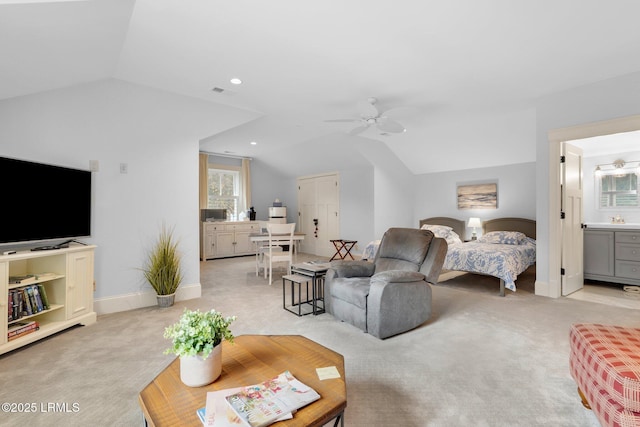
[354,139,415,237]
[413,162,536,240]
[582,150,640,224]
[0,79,258,313]
[249,159,298,224]
[536,70,640,296]
[248,134,415,254]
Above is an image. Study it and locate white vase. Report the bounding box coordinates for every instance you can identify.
[179,344,222,387]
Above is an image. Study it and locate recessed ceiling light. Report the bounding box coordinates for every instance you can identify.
[250,141,257,145]
[230,78,242,85]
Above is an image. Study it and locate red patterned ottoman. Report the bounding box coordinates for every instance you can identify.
[569,323,640,427]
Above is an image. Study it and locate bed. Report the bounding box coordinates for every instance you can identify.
[362,217,536,296]
[420,217,536,296]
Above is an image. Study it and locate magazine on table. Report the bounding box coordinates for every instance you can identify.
[224,371,320,427]
[199,387,292,427]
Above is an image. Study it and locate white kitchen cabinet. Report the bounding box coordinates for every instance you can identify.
[200,221,261,260]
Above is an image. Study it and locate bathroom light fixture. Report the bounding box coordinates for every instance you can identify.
[594,159,640,176]
[468,217,482,240]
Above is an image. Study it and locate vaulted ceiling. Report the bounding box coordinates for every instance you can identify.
[3,0,640,174]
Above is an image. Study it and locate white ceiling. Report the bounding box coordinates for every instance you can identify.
[2,0,640,173]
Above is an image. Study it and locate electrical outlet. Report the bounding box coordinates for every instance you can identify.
[120,163,128,174]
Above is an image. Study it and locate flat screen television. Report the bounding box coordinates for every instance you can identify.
[0,156,91,247]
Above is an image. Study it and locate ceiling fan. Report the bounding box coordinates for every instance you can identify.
[325,97,407,136]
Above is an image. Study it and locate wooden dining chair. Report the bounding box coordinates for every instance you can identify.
[263,223,296,284]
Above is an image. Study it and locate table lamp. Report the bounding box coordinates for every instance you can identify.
[468,217,482,240]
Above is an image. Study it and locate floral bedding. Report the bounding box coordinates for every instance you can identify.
[443,238,536,292]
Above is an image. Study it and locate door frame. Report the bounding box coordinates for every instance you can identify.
[547,114,640,298]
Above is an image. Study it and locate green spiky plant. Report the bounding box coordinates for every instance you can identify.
[142,224,184,296]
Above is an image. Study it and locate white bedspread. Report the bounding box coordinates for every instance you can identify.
[443,240,536,292]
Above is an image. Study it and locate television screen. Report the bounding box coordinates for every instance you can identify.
[0,156,91,246]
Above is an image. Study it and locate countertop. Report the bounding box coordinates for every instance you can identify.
[585,223,640,230]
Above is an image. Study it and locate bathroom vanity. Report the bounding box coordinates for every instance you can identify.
[584,223,640,286]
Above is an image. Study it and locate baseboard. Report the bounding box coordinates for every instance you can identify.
[93,283,202,315]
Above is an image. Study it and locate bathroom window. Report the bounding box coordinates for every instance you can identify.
[598,172,639,208]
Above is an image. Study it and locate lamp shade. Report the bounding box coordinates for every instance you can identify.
[468,217,482,228]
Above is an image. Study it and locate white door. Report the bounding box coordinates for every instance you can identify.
[298,178,317,255]
[561,142,584,296]
[297,173,340,257]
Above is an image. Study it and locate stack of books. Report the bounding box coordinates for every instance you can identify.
[7,320,39,341]
[197,371,320,427]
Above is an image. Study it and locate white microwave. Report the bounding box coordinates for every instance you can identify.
[268,207,287,218]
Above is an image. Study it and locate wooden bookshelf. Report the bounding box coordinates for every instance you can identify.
[0,245,96,355]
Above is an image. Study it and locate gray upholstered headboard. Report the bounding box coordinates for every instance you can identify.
[419,217,536,241]
[483,217,536,239]
[419,217,466,240]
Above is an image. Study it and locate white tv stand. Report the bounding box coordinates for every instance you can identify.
[0,244,96,355]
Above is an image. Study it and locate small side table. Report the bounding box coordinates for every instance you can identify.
[329,239,357,261]
[291,262,330,315]
[282,274,313,316]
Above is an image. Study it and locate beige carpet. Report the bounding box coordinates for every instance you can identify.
[1,255,636,426]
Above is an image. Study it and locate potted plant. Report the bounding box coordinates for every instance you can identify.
[142,224,183,307]
[164,308,236,387]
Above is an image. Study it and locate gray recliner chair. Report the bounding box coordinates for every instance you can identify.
[324,228,447,339]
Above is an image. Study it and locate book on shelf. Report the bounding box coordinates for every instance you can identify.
[34,272,57,280]
[37,284,50,310]
[225,371,320,427]
[8,291,13,322]
[21,288,33,316]
[11,289,24,320]
[25,286,40,314]
[9,274,36,284]
[32,285,44,312]
[8,320,39,341]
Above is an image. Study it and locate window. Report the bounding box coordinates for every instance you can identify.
[598,172,639,208]
[207,167,240,219]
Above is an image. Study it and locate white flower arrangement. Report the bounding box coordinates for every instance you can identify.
[164,308,236,358]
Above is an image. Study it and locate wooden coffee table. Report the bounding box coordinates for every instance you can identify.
[139,335,346,427]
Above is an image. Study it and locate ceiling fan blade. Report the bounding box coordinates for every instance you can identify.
[377,117,406,133]
[357,100,379,118]
[324,119,359,123]
[348,125,369,136]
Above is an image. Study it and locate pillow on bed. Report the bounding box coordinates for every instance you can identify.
[421,224,452,233]
[478,231,527,245]
[421,224,462,245]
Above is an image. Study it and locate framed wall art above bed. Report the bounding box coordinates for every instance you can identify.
[457,183,498,209]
